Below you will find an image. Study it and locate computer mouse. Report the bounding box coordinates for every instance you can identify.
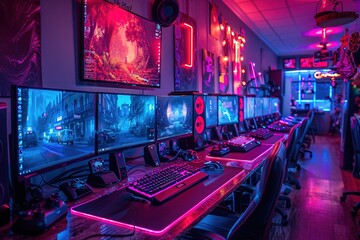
[204,161,224,171]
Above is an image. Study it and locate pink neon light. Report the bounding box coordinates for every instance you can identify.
[71,170,246,236]
[180,23,193,68]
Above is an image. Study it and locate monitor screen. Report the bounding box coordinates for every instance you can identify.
[244,97,254,119]
[97,93,156,153]
[157,96,193,141]
[82,0,161,87]
[271,98,280,113]
[263,98,270,115]
[254,98,263,117]
[218,95,239,126]
[13,87,96,178]
[205,95,217,128]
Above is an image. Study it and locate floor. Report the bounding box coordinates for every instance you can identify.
[271,135,360,240]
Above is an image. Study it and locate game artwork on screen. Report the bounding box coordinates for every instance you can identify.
[83,0,161,87]
[98,94,155,153]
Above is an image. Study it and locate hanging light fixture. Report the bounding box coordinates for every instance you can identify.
[314,0,358,28]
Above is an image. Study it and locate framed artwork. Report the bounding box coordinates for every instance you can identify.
[202,49,215,94]
[0,0,42,96]
[218,56,229,93]
[209,3,220,39]
[174,13,198,91]
[300,57,314,68]
[283,58,296,69]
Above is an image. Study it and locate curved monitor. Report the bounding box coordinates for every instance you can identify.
[205,95,218,128]
[218,95,239,126]
[157,95,193,141]
[12,86,96,179]
[97,93,156,153]
[82,0,162,87]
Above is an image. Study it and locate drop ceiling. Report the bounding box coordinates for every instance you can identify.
[223,0,360,56]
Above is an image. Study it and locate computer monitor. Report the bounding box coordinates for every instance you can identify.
[263,98,271,115]
[12,86,96,179]
[254,98,263,117]
[271,98,280,114]
[218,95,239,126]
[157,95,193,141]
[82,0,162,88]
[97,93,156,153]
[205,95,218,128]
[245,97,255,119]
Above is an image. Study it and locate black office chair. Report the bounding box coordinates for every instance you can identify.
[289,117,310,171]
[340,115,360,216]
[300,110,315,158]
[181,141,287,240]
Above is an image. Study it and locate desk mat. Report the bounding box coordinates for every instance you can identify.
[71,167,244,234]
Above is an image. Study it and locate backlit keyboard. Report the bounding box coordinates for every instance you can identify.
[126,163,209,204]
[249,128,274,140]
[225,136,259,152]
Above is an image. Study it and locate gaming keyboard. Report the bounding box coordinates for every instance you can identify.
[267,123,292,133]
[225,136,259,152]
[126,163,209,204]
[249,128,274,140]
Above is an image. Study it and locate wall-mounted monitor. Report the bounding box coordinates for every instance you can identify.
[157,96,193,141]
[82,0,161,87]
[283,58,296,69]
[12,86,96,179]
[205,95,217,128]
[218,95,239,126]
[97,93,156,153]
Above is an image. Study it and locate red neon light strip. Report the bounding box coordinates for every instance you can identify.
[181,23,193,68]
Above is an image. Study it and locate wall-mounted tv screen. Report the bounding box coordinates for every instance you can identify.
[218,95,238,126]
[97,93,156,153]
[245,97,254,119]
[157,96,193,141]
[82,0,161,87]
[205,95,217,128]
[13,87,96,178]
[254,98,263,117]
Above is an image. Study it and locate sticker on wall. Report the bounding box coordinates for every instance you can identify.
[0,0,42,96]
[174,13,198,92]
[202,49,215,94]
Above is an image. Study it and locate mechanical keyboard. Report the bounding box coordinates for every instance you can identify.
[267,123,292,133]
[225,136,259,152]
[126,163,209,204]
[249,128,274,140]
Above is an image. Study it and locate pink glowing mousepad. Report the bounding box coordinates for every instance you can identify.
[71,166,244,235]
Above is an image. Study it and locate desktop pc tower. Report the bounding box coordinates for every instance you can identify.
[0,105,10,226]
[169,92,207,150]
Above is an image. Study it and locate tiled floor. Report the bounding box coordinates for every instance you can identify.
[271,135,360,240]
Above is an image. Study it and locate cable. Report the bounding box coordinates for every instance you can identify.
[81,225,135,240]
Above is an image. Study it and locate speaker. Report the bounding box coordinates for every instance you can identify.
[192,95,207,150]
[238,96,245,133]
[0,106,10,226]
[152,0,179,27]
[109,151,127,180]
[144,144,160,167]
